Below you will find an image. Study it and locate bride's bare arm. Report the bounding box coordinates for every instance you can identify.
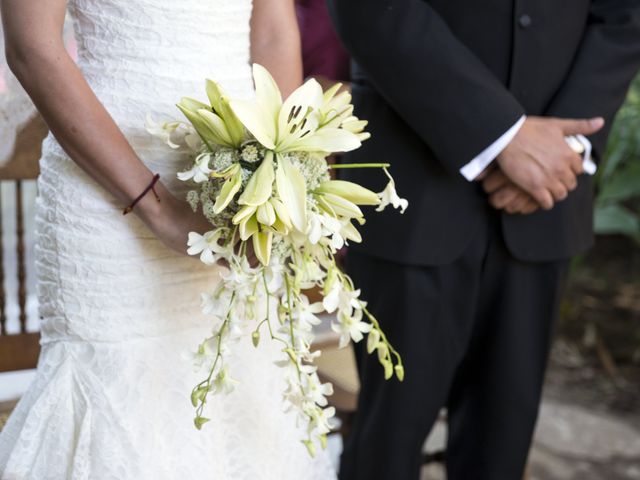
[250,0,303,97]
[1,0,209,252]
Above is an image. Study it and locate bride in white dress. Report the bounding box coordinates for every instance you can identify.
[0,0,337,478]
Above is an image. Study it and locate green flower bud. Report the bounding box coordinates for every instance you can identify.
[394,364,405,382]
[252,330,261,347]
[319,434,328,450]
[194,416,210,430]
[316,180,380,206]
[191,385,209,407]
[383,360,393,380]
[302,439,317,458]
[377,342,389,362]
[366,329,381,354]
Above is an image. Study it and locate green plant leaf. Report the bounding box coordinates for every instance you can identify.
[594,203,640,240]
[597,163,640,203]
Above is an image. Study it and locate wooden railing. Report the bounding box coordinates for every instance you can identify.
[0,115,48,372]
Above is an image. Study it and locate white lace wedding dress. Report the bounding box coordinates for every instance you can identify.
[0,1,337,479]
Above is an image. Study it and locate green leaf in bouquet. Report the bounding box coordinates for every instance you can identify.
[316,180,380,206]
[275,155,307,232]
[213,167,243,214]
[238,151,275,206]
[594,203,640,239]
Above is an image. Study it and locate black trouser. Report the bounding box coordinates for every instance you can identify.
[338,212,569,480]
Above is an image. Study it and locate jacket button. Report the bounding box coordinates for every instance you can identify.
[518,14,532,28]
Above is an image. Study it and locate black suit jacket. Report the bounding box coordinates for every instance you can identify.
[327,0,640,265]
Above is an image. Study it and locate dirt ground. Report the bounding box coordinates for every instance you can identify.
[548,235,640,423]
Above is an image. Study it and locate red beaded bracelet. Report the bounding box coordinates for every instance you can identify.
[122,173,161,215]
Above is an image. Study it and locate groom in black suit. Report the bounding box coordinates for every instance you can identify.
[326,1,640,479]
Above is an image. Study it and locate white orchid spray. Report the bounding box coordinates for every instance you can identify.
[147,64,408,455]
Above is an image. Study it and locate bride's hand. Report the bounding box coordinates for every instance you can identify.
[133,185,212,255]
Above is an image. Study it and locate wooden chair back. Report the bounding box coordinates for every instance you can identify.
[0,115,48,372]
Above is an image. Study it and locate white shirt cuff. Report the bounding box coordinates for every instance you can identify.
[459,115,526,181]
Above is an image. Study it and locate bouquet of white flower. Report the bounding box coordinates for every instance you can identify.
[147,64,408,456]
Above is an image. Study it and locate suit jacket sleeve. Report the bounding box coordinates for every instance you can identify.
[326,0,525,175]
[544,0,640,157]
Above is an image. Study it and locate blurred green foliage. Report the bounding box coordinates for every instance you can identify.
[595,75,640,243]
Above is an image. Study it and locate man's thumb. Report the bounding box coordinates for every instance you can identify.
[558,117,605,136]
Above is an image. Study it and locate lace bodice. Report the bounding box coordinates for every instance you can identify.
[68,0,254,129]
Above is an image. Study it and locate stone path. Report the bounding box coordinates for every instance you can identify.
[420,399,640,480]
[530,401,640,480]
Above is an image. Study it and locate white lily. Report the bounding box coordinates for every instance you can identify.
[276,154,307,232]
[230,64,362,154]
[177,79,245,150]
[238,150,275,206]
